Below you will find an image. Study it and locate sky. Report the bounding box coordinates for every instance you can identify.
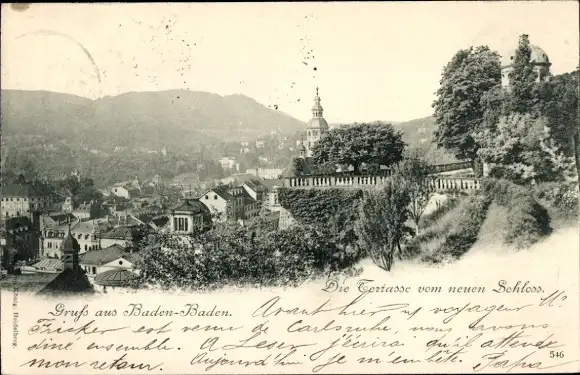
[1,2,578,123]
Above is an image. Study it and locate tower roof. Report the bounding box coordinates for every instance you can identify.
[307,117,329,129]
[60,231,80,252]
[501,44,550,68]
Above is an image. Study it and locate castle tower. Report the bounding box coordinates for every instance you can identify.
[501,35,551,89]
[305,87,329,157]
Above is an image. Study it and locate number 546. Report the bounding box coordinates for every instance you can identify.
[550,351,564,359]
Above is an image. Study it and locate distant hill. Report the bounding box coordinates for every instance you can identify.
[395,116,459,164]
[0,89,306,152]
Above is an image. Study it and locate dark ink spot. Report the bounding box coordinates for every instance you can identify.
[313,67,317,71]
[11,3,30,12]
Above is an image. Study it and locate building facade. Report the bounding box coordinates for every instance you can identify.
[168,199,211,234]
[1,183,53,219]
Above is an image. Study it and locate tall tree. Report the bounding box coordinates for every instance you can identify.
[542,70,580,192]
[433,46,501,164]
[311,122,405,173]
[354,179,412,271]
[393,152,435,234]
[503,34,545,116]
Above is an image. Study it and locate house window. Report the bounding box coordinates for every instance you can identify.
[175,217,189,231]
[92,267,96,274]
[119,260,123,266]
[214,195,218,200]
[85,244,88,251]
[205,195,208,199]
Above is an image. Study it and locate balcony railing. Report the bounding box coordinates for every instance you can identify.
[282,175,481,191]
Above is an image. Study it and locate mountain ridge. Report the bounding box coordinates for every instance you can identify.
[1,89,458,164]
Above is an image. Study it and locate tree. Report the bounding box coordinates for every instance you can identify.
[291,157,305,176]
[542,70,580,192]
[503,34,545,116]
[354,180,412,271]
[311,122,405,173]
[393,152,435,234]
[475,113,565,184]
[433,46,501,163]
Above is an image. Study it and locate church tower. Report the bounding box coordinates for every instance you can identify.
[305,87,329,157]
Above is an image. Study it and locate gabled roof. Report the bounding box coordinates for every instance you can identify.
[0,268,93,295]
[94,269,134,287]
[170,199,209,214]
[101,226,140,240]
[32,258,63,272]
[79,245,128,266]
[149,215,169,229]
[243,180,269,193]
[205,186,234,201]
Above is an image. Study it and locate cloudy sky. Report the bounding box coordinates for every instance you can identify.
[1,2,578,123]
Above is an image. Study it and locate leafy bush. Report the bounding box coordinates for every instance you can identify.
[484,178,553,248]
[505,195,552,248]
[132,223,359,290]
[534,181,579,217]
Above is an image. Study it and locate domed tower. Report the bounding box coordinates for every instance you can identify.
[305,87,329,157]
[60,226,81,270]
[501,35,551,88]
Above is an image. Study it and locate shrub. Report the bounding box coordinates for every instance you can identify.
[131,224,359,291]
[505,195,552,248]
[484,178,554,248]
[535,181,579,218]
[436,194,491,258]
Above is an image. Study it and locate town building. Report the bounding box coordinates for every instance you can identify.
[168,199,212,234]
[100,226,143,248]
[219,157,238,171]
[1,182,53,219]
[61,196,74,212]
[245,168,284,179]
[198,185,241,222]
[42,219,104,257]
[80,244,134,278]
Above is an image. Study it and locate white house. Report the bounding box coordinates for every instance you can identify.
[79,245,134,278]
